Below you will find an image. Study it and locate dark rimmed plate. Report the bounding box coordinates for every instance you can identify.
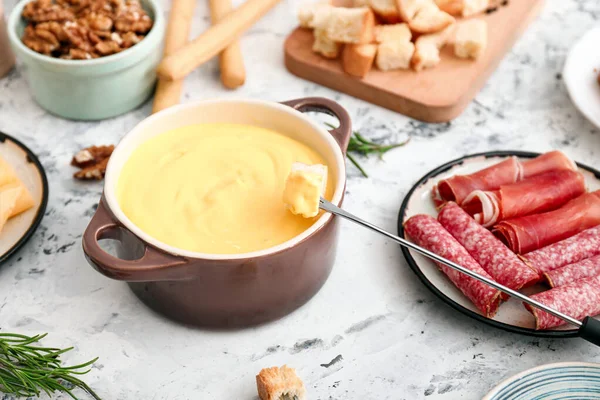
[0,131,48,264]
[483,362,600,400]
[397,150,600,338]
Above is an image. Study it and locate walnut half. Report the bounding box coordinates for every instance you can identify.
[72,145,114,181]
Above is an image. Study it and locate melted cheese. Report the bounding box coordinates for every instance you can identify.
[117,123,333,254]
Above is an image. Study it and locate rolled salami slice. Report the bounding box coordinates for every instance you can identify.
[404,214,502,318]
[521,150,577,179]
[524,275,600,330]
[522,225,600,274]
[462,170,585,227]
[433,157,521,206]
[493,191,600,254]
[544,255,600,288]
[438,202,539,292]
[432,151,577,206]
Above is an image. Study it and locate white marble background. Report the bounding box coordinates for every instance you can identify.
[1,0,600,399]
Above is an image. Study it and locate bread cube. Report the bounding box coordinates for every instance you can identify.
[313,29,342,59]
[409,2,455,34]
[454,19,487,59]
[369,0,401,23]
[434,0,489,16]
[412,23,455,70]
[396,0,429,22]
[342,43,377,77]
[374,23,412,43]
[376,40,415,70]
[463,0,489,16]
[325,6,375,43]
[256,366,306,400]
[297,1,332,28]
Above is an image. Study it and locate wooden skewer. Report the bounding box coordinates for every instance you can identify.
[152,0,197,114]
[156,0,282,82]
[209,0,246,89]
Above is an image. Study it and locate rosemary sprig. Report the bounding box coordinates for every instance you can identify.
[326,123,410,177]
[0,332,101,399]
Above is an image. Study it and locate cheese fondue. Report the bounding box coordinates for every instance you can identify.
[117,123,333,254]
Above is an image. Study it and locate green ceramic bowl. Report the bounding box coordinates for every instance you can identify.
[7,0,165,121]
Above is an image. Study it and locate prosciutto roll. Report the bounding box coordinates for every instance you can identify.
[438,202,539,292]
[520,150,577,179]
[493,191,600,254]
[432,151,576,206]
[404,214,502,317]
[524,275,600,330]
[462,170,585,227]
[544,255,600,288]
[522,225,600,274]
[433,157,521,206]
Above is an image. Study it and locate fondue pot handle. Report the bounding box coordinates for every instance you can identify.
[281,97,352,154]
[82,197,190,282]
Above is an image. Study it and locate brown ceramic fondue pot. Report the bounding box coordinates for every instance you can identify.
[83,97,351,328]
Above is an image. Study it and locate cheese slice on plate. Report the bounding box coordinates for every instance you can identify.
[0,186,20,233]
[0,156,19,187]
[1,182,35,218]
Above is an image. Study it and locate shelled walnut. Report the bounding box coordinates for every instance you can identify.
[72,145,114,180]
[20,0,152,59]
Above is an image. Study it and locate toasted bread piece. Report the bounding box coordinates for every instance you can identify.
[434,0,489,16]
[256,365,306,400]
[376,40,415,70]
[396,0,430,22]
[412,23,454,70]
[411,40,440,71]
[369,0,401,23]
[454,19,487,59]
[374,23,411,43]
[0,181,34,218]
[0,186,19,234]
[313,29,342,58]
[297,1,333,28]
[283,162,328,218]
[353,0,370,5]
[463,0,489,16]
[325,7,375,43]
[409,2,455,34]
[434,0,463,14]
[342,43,377,77]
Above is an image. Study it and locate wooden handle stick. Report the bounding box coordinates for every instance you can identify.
[157,0,281,81]
[209,0,246,89]
[152,0,196,113]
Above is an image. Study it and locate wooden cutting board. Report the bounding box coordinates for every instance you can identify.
[284,0,545,123]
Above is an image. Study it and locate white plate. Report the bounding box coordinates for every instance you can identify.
[0,132,48,264]
[484,362,600,400]
[398,151,600,338]
[563,26,600,130]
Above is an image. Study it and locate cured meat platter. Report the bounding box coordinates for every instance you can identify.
[397,150,600,338]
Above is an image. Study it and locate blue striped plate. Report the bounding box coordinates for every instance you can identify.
[484,362,600,400]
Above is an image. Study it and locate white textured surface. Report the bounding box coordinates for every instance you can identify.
[1,0,600,399]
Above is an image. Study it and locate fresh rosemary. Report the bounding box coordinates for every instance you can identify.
[0,332,101,400]
[326,123,410,177]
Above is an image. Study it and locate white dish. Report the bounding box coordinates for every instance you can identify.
[484,362,600,400]
[398,151,600,337]
[563,25,600,130]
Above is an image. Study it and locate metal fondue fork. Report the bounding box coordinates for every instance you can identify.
[318,198,600,347]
